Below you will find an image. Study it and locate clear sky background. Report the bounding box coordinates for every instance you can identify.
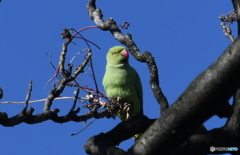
[0,1,236,155]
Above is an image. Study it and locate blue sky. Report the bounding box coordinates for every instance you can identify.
[0,1,235,155]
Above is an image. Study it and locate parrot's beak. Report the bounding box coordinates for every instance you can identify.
[121,49,129,59]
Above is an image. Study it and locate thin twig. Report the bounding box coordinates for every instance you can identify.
[23,79,33,111]
[71,118,96,136]
[70,88,80,112]
[0,96,89,104]
[69,48,89,64]
[221,23,234,42]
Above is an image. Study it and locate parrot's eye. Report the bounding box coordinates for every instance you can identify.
[112,52,117,55]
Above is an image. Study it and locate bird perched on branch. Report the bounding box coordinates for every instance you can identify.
[103,46,143,139]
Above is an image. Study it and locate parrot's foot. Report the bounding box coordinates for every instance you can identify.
[133,133,142,141]
[122,103,133,120]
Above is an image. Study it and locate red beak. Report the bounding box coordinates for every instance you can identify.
[121,49,129,59]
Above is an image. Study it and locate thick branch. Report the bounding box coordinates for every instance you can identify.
[0,106,112,127]
[85,108,239,155]
[129,36,240,155]
[225,88,240,136]
[171,93,240,154]
[85,1,240,154]
[84,114,155,155]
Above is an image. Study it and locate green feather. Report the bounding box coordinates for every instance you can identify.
[102,46,143,121]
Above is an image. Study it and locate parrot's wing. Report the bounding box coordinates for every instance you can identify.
[133,69,143,114]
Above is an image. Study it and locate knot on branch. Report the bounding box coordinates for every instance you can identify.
[44,109,60,118]
[87,104,100,118]
[124,33,134,46]
[61,29,72,39]
[106,18,118,29]
[19,107,34,120]
[219,10,236,23]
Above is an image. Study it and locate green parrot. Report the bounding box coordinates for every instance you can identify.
[103,46,143,138]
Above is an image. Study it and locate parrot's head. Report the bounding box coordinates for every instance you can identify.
[107,46,129,65]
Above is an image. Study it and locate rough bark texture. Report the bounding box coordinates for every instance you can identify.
[84,1,240,155]
[1,1,240,155]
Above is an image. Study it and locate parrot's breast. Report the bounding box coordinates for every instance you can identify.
[102,63,143,118]
[103,64,137,101]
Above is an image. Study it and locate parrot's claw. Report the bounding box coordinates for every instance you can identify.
[123,103,131,112]
[122,103,133,120]
[125,113,130,121]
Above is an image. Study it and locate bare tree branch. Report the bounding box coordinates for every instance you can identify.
[171,90,240,155]
[1,1,239,155]
[87,0,169,114]
[84,114,155,155]
[221,22,234,42]
[84,1,240,154]
[0,29,112,127]
[84,36,240,155]
[129,37,240,155]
